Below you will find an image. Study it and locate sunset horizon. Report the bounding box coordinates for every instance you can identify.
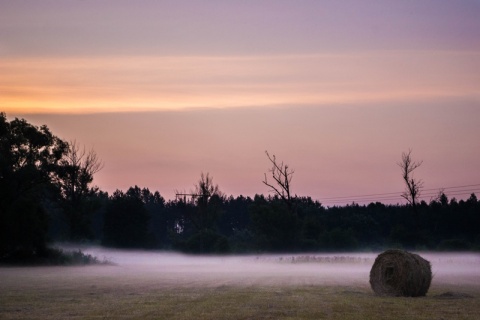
[2,3,480,317]
[1,0,479,205]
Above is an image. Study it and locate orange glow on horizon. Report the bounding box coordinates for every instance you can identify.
[1,52,479,114]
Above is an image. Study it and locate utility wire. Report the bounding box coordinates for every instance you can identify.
[325,189,480,203]
[320,183,480,200]
[321,184,480,205]
[350,188,480,201]
[325,191,480,205]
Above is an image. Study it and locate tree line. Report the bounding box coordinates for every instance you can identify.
[1,113,479,263]
[52,184,479,253]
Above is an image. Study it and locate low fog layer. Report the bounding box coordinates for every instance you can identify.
[56,245,480,288]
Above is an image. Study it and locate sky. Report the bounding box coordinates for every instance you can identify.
[1,0,480,205]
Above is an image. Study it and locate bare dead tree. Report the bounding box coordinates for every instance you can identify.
[57,140,104,240]
[60,140,104,203]
[263,151,295,211]
[398,149,423,210]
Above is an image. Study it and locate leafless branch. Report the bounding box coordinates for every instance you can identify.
[60,140,104,201]
[263,151,295,208]
[398,149,423,207]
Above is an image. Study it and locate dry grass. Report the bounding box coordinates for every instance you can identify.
[0,265,479,320]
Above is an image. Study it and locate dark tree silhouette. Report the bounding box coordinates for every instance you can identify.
[398,149,423,211]
[102,186,152,248]
[4,113,480,256]
[263,151,295,213]
[249,194,298,251]
[173,173,229,253]
[57,140,104,240]
[0,112,68,259]
[59,140,103,202]
[177,172,223,231]
[194,173,221,207]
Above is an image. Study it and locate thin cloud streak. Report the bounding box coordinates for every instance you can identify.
[2,51,479,114]
[2,1,480,205]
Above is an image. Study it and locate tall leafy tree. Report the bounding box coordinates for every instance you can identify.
[0,113,68,258]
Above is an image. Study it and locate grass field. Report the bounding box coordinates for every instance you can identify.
[1,252,479,319]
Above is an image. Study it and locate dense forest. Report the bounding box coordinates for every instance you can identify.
[1,113,479,263]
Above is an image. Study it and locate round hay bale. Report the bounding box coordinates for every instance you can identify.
[369,249,432,297]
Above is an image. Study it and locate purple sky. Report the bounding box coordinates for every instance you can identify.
[1,0,480,205]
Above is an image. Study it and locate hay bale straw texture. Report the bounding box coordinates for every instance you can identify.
[369,249,432,297]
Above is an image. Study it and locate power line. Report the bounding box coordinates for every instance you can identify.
[422,183,480,192]
[323,192,479,204]
[320,183,480,201]
[320,191,401,200]
[325,190,480,204]
[320,183,480,205]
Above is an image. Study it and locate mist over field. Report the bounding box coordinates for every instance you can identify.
[2,247,479,319]
[42,245,480,288]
